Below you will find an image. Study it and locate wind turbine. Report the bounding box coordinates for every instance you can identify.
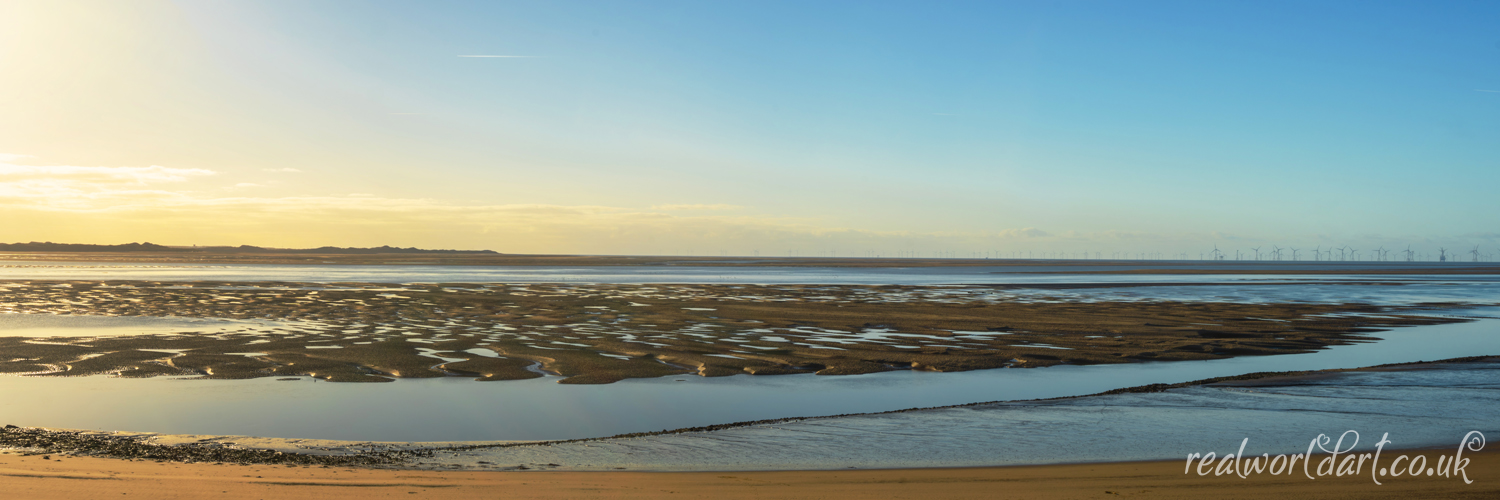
[1473,245,1482,263]
[1290,247,1300,261]
[1210,245,1224,261]
[1250,246,1262,261]
[1348,247,1359,261]
[1403,245,1414,262]
[1271,245,1284,261]
[1336,246,1347,261]
[1313,245,1321,262]
[1375,246,1387,262]
[1438,248,1448,262]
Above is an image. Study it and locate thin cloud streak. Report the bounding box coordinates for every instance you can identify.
[457,55,536,58]
[0,163,215,183]
[650,204,742,211]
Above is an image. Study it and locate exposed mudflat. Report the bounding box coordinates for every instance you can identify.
[0,280,1468,383]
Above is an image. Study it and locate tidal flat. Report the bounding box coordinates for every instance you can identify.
[0,279,1472,384]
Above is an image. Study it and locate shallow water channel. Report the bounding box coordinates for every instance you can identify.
[0,317,1494,442]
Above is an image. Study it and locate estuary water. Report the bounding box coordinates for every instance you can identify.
[4,260,1500,307]
[437,361,1500,470]
[3,259,1499,286]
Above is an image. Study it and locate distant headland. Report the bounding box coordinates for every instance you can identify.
[0,242,498,255]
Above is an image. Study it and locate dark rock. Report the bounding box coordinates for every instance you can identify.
[0,427,425,467]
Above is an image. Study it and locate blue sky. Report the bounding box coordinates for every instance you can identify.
[0,1,1496,256]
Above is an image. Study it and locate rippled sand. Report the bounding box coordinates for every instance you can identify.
[0,280,1468,383]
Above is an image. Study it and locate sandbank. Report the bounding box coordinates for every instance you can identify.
[0,280,1470,383]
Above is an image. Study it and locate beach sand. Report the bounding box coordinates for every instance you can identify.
[1,448,1493,499]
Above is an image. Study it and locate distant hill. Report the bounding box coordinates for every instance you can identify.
[0,242,182,252]
[0,242,497,254]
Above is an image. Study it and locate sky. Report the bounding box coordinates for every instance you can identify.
[1,0,1497,258]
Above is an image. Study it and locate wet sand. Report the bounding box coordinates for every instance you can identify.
[1,449,1493,500]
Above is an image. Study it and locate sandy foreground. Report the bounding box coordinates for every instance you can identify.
[1,448,1494,499]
